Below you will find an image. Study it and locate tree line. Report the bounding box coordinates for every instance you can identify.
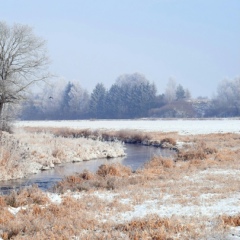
[1,21,239,126]
[21,73,158,120]
[21,74,240,120]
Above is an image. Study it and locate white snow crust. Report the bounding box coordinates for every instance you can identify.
[15,119,240,135]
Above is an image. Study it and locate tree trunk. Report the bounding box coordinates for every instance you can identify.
[0,102,3,119]
[0,102,3,132]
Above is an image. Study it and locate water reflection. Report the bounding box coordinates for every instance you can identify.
[0,144,174,194]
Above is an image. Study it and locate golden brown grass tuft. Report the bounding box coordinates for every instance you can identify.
[214,149,238,162]
[160,137,177,146]
[222,215,240,227]
[116,214,188,240]
[55,172,92,192]
[177,140,217,161]
[96,163,132,177]
[4,185,49,207]
[117,130,151,143]
[53,164,133,193]
[0,196,6,207]
[0,150,11,167]
[162,158,175,168]
[0,208,14,224]
[142,156,174,171]
[135,156,176,181]
[144,156,172,169]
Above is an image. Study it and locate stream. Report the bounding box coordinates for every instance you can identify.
[0,144,174,194]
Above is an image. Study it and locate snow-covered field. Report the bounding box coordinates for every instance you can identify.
[15,119,240,135]
[3,119,238,239]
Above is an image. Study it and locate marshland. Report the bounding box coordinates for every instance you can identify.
[0,119,240,239]
[1,1,240,239]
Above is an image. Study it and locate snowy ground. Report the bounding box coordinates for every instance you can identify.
[15,118,240,135]
[0,130,125,181]
[2,119,239,239]
[4,164,240,239]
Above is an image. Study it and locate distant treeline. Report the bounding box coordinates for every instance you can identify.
[20,73,240,120]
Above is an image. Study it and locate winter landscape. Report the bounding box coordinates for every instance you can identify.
[0,119,240,239]
[1,1,240,239]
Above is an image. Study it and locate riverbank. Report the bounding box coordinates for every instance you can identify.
[1,122,240,239]
[0,129,125,181]
[23,126,179,150]
[1,140,240,239]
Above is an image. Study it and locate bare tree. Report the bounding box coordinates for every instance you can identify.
[0,21,50,120]
[164,78,176,103]
[214,78,240,116]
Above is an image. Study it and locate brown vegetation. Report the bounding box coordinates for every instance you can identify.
[4,185,49,208]
[53,164,133,193]
[22,127,178,148]
[1,127,240,239]
[0,148,234,239]
[222,215,240,227]
[0,130,125,180]
[116,214,188,239]
[96,163,131,177]
[177,140,217,161]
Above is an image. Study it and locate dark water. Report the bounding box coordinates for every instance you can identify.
[0,144,174,194]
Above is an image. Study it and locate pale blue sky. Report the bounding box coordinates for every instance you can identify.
[1,0,239,97]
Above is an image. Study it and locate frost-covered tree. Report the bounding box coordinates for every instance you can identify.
[184,88,191,99]
[0,21,50,122]
[105,84,121,118]
[105,73,156,118]
[21,79,90,120]
[176,84,191,100]
[21,93,44,120]
[164,78,176,103]
[176,84,185,100]
[29,80,65,119]
[211,78,240,116]
[68,82,89,119]
[89,83,107,118]
[116,72,148,87]
[61,81,74,117]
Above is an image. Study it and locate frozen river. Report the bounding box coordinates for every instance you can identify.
[15,118,240,135]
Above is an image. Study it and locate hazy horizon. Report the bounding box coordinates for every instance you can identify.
[1,0,239,97]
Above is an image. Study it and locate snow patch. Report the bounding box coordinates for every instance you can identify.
[8,206,26,215]
[93,191,118,201]
[47,192,62,204]
[228,227,240,240]
[202,169,240,175]
[15,119,240,135]
[113,194,240,223]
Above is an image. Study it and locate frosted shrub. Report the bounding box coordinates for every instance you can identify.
[97,163,131,177]
[0,130,125,181]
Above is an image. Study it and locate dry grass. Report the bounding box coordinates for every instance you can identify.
[0,130,125,180]
[1,127,240,239]
[96,163,132,177]
[160,137,177,146]
[113,214,220,239]
[222,215,240,227]
[116,214,184,239]
[177,140,217,161]
[4,185,49,207]
[53,164,133,193]
[143,156,174,170]
[22,127,178,148]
